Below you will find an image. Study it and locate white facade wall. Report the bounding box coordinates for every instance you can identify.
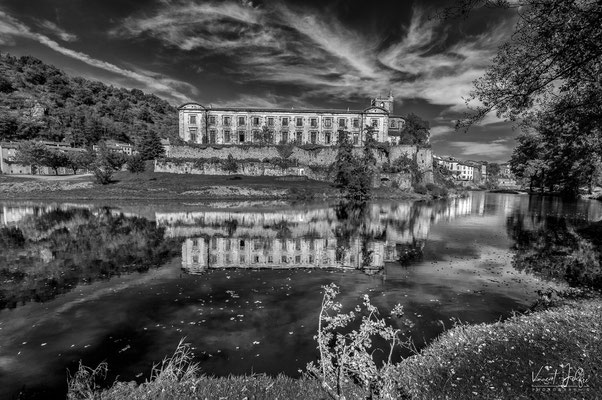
[179,103,404,146]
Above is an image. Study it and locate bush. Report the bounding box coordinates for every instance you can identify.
[306,283,411,399]
[413,184,427,195]
[222,154,238,174]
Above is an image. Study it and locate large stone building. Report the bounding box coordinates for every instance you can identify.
[178,94,410,146]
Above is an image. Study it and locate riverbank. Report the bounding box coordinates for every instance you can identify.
[68,296,601,399]
[0,171,431,201]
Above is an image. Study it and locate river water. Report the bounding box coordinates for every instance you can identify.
[0,192,600,399]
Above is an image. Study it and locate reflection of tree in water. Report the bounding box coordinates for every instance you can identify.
[334,202,367,264]
[224,218,238,237]
[506,211,602,289]
[396,240,424,266]
[0,208,181,309]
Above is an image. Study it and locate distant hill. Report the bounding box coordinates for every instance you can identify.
[0,52,179,146]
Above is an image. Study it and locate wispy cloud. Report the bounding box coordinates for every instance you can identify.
[36,20,77,42]
[110,0,514,112]
[448,141,512,157]
[0,9,194,103]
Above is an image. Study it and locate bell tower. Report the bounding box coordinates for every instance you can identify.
[370,91,394,113]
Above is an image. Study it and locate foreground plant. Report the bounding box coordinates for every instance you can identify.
[306,283,411,400]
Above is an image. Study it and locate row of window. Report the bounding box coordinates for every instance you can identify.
[188,114,387,128]
[190,238,344,251]
[188,128,360,145]
[190,254,358,265]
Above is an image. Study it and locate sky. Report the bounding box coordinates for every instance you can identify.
[0,0,521,162]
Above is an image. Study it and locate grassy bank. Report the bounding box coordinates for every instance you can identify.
[0,170,427,201]
[397,297,601,399]
[68,297,601,400]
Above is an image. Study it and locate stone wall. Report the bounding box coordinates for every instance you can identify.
[155,160,331,181]
[166,144,433,183]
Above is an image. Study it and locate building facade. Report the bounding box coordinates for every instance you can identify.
[178,95,408,146]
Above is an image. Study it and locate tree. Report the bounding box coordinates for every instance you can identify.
[510,132,546,191]
[403,113,430,145]
[91,143,115,184]
[456,0,602,128]
[334,131,373,201]
[0,115,19,140]
[0,76,15,93]
[43,150,69,175]
[254,125,274,145]
[65,151,94,175]
[14,141,48,172]
[138,132,165,160]
[127,154,146,174]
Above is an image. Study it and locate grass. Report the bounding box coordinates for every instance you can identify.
[68,339,353,400]
[0,169,338,201]
[396,297,602,400]
[0,169,424,201]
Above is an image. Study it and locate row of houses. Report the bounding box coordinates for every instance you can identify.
[434,155,517,187]
[0,140,136,175]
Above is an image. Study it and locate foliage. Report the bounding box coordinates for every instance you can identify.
[508,83,602,195]
[127,154,146,174]
[276,142,295,159]
[333,131,375,201]
[14,141,48,169]
[0,208,180,309]
[91,143,117,184]
[400,114,430,145]
[68,341,330,400]
[253,125,274,145]
[306,283,409,400]
[222,154,238,174]
[382,155,422,185]
[425,183,449,198]
[412,184,427,195]
[507,211,602,289]
[65,151,94,174]
[456,0,602,128]
[0,52,178,144]
[138,131,165,160]
[43,150,69,175]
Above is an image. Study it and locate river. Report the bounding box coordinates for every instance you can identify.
[0,192,600,399]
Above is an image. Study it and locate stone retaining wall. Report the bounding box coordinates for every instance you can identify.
[165,144,433,183]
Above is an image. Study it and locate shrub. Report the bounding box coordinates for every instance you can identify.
[413,184,427,195]
[306,283,411,399]
[222,154,238,174]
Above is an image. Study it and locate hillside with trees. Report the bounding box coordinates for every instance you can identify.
[0,52,179,146]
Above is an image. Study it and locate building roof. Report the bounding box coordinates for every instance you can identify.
[179,103,408,117]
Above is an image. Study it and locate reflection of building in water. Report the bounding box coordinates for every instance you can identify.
[156,198,478,274]
[1,205,53,226]
[182,236,384,274]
